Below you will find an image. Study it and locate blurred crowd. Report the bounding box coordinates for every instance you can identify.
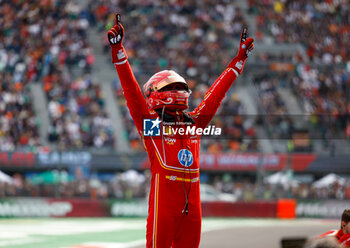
[292,65,350,142]
[1,169,350,201]
[0,0,115,151]
[212,173,350,201]
[253,72,292,139]
[200,92,259,152]
[45,73,115,149]
[0,77,41,151]
[248,0,350,147]
[252,66,350,147]
[0,169,149,199]
[0,1,43,151]
[251,0,350,65]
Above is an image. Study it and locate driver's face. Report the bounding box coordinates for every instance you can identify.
[343,221,350,234]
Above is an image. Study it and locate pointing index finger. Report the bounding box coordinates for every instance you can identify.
[241,27,248,43]
[115,13,121,25]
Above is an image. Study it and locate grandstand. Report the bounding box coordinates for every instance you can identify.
[0,2,350,246]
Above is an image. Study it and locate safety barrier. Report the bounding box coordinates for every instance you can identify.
[201,201,277,218]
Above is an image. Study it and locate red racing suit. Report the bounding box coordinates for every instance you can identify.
[114,58,238,247]
[340,233,350,247]
[318,229,343,240]
[319,229,350,247]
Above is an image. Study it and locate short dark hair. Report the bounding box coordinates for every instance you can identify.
[341,209,350,223]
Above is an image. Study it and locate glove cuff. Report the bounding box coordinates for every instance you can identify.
[111,45,128,65]
[227,57,246,75]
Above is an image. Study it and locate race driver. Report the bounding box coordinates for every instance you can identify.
[318,209,350,247]
[107,14,254,248]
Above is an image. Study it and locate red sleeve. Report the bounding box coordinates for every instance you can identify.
[114,61,150,133]
[318,229,342,239]
[336,229,344,240]
[339,233,350,247]
[190,68,238,128]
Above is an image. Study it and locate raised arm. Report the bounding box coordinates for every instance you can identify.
[107,14,150,133]
[190,28,254,129]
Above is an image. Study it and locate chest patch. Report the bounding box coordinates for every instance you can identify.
[178,149,193,167]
